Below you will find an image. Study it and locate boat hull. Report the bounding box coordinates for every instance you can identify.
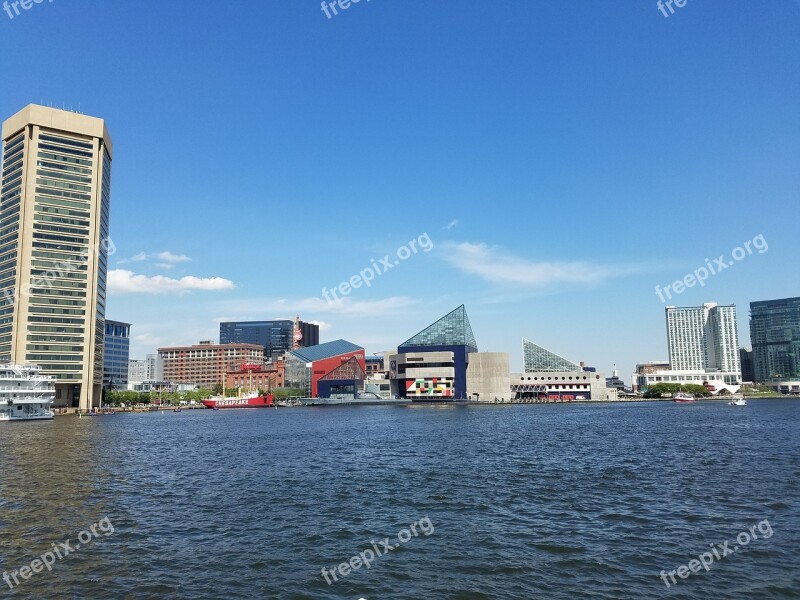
[0,413,54,421]
[202,395,274,409]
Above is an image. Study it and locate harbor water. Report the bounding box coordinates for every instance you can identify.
[0,400,798,599]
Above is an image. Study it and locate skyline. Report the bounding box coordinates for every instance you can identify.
[2,1,799,377]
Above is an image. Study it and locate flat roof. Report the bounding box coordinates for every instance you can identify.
[2,104,113,158]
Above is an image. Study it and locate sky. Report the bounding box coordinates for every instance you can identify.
[1,0,798,380]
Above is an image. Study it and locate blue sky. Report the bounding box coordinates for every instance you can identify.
[2,0,798,379]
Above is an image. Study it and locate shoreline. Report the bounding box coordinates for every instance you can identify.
[50,395,799,416]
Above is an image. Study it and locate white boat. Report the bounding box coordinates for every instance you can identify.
[673,393,695,403]
[728,397,747,406]
[0,364,55,421]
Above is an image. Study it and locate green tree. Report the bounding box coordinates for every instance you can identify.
[643,382,711,398]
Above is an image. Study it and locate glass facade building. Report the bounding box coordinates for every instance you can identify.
[397,305,478,400]
[522,338,580,372]
[750,296,800,382]
[103,320,130,389]
[284,339,364,397]
[0,105,113,409]
[219,319,320,361]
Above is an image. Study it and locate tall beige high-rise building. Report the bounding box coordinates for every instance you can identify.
[0,105,112,409]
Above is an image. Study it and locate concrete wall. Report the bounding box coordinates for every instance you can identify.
[467,352,512,402]
[511,370,618,401]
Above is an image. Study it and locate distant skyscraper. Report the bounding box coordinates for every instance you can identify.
[103,320,130,389]
[219,319,320,361]
[739,348,755,383]
[0,105,112,409]
[750,296,800,382]
[665,303,740,375]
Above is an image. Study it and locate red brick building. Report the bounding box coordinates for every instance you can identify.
[158,341,264,389]
[226,360,285,391]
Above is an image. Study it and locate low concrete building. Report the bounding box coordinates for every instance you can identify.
[510,370,618,402]
[467,352,512,402]
[635,369,741,394]
[773,381,800,395]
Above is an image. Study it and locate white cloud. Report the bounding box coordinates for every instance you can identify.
[155,251,191,264]
[108,269,235,295]
[116,251,148,265]
[444,219,460,230]
[116,250,190,267]
[440,241,630,287]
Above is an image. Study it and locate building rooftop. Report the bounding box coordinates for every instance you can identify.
[522,338,581,372]
[158,342,264,352]
[289,339,362,363]
[399,304,478,351]
[2,104,113,157]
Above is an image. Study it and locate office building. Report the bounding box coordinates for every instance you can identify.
[127,353,163,387]
[102,320,130,389]
[128,358,149,383]
[740,348,755,383]
[634,303,742,393]
[750,296,800,382]
[158,341,264,389]
[219,317,319,361]
[665,303,740,374]
[0,105,112,409]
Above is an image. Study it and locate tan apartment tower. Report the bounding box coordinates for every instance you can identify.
[0,105,113,410]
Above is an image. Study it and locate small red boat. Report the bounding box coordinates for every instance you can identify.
[673,393,696,403]
[202,391,274,409]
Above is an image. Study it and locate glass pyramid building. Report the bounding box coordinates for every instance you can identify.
[522,338,581,372]
[399,305,478,353]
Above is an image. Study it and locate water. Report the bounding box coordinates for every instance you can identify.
[1,400,798,599]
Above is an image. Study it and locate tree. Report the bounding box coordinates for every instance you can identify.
[643,383,682,398]
[643,382,711,398]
